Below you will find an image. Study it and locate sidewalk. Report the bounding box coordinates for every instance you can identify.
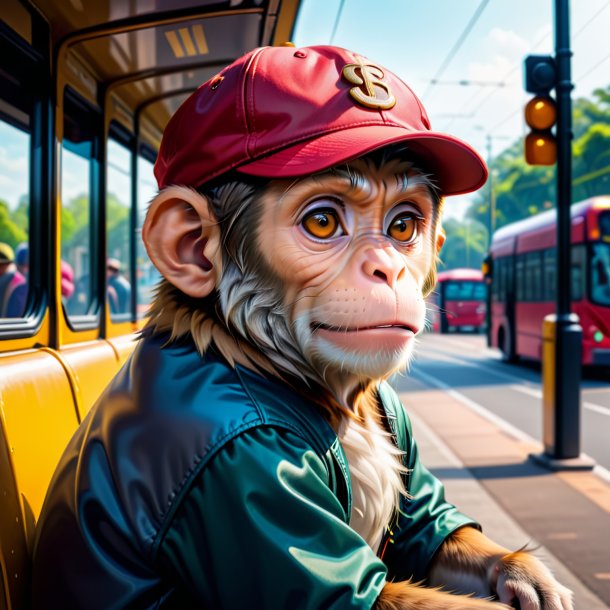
[399,384,610,609]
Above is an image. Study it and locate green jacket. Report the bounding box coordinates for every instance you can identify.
[32,333,476,609]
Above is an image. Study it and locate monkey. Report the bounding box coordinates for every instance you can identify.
[31,45,573,609]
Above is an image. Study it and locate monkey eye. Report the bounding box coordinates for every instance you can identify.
[301,207,344,239]
[387,212,422,243]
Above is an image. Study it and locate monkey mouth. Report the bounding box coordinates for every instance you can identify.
[312,322,418,334]
[311,321,418,353]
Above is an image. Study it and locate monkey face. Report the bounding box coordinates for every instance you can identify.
[257,159,441,381]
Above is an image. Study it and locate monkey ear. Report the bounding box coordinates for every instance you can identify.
[435,227,446,255]
[142,186,222,298]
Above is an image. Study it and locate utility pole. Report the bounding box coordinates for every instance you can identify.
[531,0,593,470]
[486,135,494,242]
[474,127,509,246]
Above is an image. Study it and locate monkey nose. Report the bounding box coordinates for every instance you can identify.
[362,251,405,288]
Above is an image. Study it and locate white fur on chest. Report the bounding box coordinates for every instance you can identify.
[338,415,407,554]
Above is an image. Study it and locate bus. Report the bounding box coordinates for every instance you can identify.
[430,268,487,333]
[0,2,299,607]
[486,196,610,365]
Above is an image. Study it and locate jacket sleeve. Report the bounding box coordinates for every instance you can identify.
[380,391,479,583]
[155,425,387,609]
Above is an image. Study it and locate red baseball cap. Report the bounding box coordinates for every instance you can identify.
[154,45,487,196]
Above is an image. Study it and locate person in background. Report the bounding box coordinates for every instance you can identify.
[60,260,75,302]
[15,242,29,277]
[0,242,27,317]
[6,242,30,317]
[106,257,131,314]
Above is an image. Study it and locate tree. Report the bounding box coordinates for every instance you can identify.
[572,86,610,201]
[106,193,130,264]
[11,195,29,235]
[439,217,488,271]
[0,200,27,249]
[464,83,610,246]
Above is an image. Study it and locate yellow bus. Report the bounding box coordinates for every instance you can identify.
[0,2,300,607]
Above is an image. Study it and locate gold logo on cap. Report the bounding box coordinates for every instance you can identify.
[342,60,396,110]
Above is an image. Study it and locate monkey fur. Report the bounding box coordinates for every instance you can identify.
[142,148,573,610]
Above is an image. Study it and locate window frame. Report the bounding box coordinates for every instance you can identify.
[135,148,159,320]
[106,122,135,322]
[0,18,50,340]
[60,86,103,331]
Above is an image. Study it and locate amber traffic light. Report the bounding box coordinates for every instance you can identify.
[523,55,558,166]
[525,96,557,129]
[524,96,557,165]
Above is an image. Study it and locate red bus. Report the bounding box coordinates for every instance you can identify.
[431,268,487,333]
[486,196,610,365]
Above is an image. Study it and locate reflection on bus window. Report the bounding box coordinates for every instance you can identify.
[524,252,542,301]
[107,138,132,317]
[137,155,160,316]
[591,242,610,306]
[0,120,30,319]
[61,146,91,316]
[543,249,556,301]
[445,281,486,301]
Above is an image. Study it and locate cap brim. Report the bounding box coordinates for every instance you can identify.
[236,126,488,196]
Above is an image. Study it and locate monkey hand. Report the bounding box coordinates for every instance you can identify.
[376,580,513,609]
[490,550,573,610]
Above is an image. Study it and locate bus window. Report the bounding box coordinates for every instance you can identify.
[524,252,542,301]
[61,91,99,321]
[516,255,525,301]
[445,281,485,301]
[473,283,486,300]
[571,244,585,302]
[543,249,556,302]
[137,154,160,316]
[106,138,132,318]
[0,119,30,319]
[590,242,610,306]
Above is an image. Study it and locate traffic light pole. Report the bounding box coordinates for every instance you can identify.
[555,0,572,319]
[533,0,593,470]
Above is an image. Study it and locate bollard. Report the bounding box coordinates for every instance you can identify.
[541,315,557,454]
[531,314,595,470]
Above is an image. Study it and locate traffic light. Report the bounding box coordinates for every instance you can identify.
[523,55,557,165]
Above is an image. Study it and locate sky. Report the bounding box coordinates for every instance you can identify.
[1,1,608,218]
[292,0,610,219]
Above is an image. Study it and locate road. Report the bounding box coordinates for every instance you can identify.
[392,331,610,474]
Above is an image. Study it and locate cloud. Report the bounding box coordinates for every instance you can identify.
[488,27,530,57]
[468,25,552,86]
[0,148,29,209]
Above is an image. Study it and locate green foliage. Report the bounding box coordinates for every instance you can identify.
[439,217,487,271]
[572,121,610,200]
[106,194,130,263]
[439,84,610,272]
[61,194,89,258]
[61,192,131,264]
[0,199,27,249]
[12,197,29,234]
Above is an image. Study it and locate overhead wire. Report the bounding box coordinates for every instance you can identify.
[577,51,610,81]
[421,0,491,101]
[329,0,346,44]
[492,4,610,132]
[443,2,609,132]
[442,28,552,131]
[572,2,610,39]
[572,1,610,80]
